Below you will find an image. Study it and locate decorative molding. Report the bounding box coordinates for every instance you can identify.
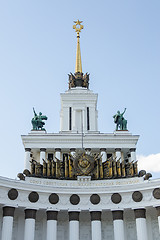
[68,211,80,221]
[132,191,143,202]
[90,211,101,221]
[112,210,123,220]
[47,211,58,220]
[111,193,122,204]
[25,209,37,219]
[90,194,100,205]
[49,193,59,204]
[3,206,15,217]
[134,209,146,219]
[8,188,18,200]
[70,194,80,205]
[28,191,39,203]
[153,188,160,199]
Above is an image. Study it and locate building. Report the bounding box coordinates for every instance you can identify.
[0,20,160,240]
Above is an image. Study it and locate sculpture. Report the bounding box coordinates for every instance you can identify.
[113,108,127,130]
[31,108,48,131]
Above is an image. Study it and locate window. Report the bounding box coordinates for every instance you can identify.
[87,107,90,130]
[69,107,72,130]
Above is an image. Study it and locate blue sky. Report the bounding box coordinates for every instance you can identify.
[0,0,160,179]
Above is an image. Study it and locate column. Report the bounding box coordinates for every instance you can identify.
[115,148,121,162]
[55,148,61,161]
[24,148,31,170]
[24,209,37,240]
[130,148,136,162]
[1,206,15,240]
[46,211,58,240]
[70,148,76,157]
[112,210,125,240]
[40,148,46,165]
[100,148,106,162]
[90,211,102,240]
[156,207,160,234]
[85,148,91,154]
[134,208,148,240]
[69,211,80,240]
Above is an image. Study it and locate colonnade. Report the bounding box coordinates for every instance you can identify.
[25,148,137,171]
[1,206,160,240]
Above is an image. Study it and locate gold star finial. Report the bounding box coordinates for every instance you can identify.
[73,20,84,36]
[73,20,84,73]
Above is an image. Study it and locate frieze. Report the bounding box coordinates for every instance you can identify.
[21,151,139,181]
[26,176,143,188]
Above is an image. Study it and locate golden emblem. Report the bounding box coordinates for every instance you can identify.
[73,20,84,35]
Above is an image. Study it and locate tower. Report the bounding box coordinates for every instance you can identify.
[60,20,98,133]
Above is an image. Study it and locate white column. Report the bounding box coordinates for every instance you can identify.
[112,210,125,240]
[46,211,58,240]
[156,207,160,234]
[70,148,76,157]
[24,148,31,170]
[130,148,136,162]
[134,209,148,240]
[1,207,15,240]
[90,211,102,240]
[85,148,91,154]
[115,148,121,162]
[55,148,61,161]
[100,148,107,162]
[24,209,37,240]
[69,211,80,240]
[40,148,46,165]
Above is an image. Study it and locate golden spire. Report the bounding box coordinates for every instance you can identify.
[73,20,84,73]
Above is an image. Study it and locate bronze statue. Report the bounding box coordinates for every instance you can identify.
[31,108,48,131]
[113,108,127,130]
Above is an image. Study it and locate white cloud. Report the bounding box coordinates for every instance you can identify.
[137,153,160,173]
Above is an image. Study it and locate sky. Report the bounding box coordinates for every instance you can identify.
[0,0,160,179]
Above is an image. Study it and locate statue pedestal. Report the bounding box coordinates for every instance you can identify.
[114,130,130,135]
[29,130,47,135]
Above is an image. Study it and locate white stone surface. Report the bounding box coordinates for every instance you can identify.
[24,218,35,240]
[47,220,57,240]
[91,220,101,240]
[1,216,14,240]
[113,219,125,240]
[69,220,79,240]
[135,218,148,240]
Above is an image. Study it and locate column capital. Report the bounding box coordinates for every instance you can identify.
[46,211,58,221]
[55,148,61,152]
[25,148,31,152]
[115,148,121,152]
[90,211,101,221]
[85,148,91,152]
[134,208,146,219]
[3,206,15,217]
[130,148,136,152]
[25,209,37,219]
[112,210,123,220]
[70,148,76,152]
[100,148,106,152]
[68,211,80,221]
[40,148,46,152]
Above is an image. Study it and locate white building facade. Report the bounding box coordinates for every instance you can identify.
[0,20,160,240]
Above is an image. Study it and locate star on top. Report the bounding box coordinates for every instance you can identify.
[73,20,84,34]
